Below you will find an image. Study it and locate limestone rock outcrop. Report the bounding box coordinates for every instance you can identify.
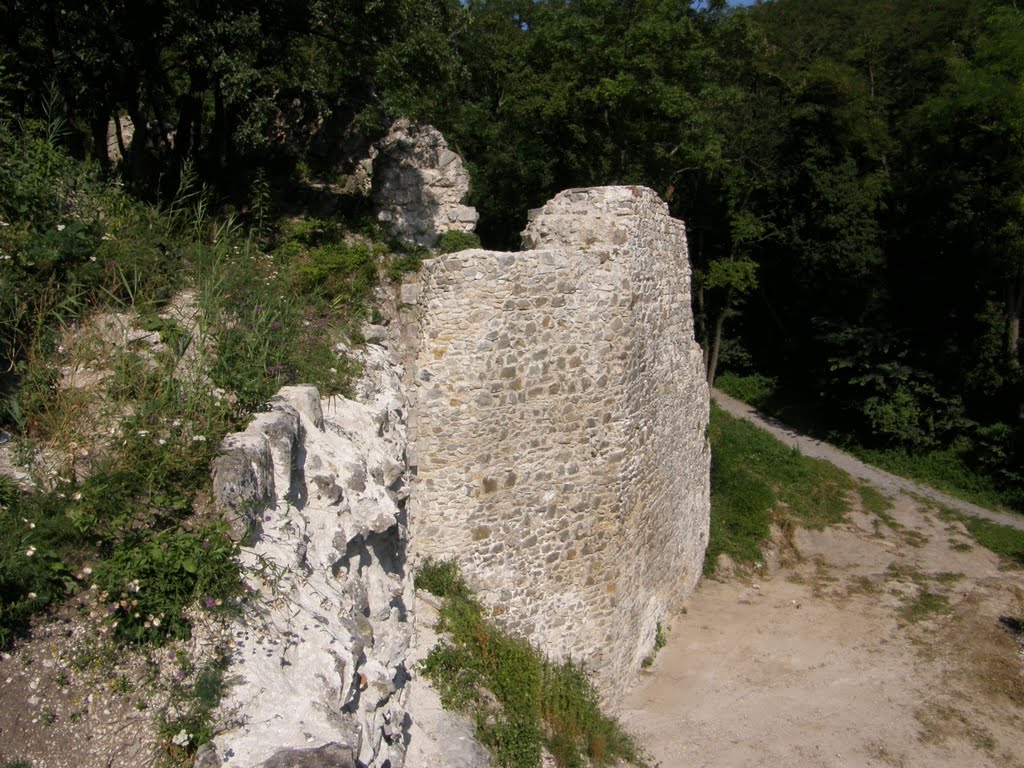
[205,347,414,768]
[372,120,478,247]
[402,186,711,694]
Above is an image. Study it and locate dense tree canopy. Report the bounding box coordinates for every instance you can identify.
[2,0,1022,508]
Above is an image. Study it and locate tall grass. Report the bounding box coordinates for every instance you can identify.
[416,559,644,768]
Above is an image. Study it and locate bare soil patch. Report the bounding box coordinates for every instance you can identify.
[622,494,1024,767]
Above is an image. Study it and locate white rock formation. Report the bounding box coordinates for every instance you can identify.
[205,349,415,767]
[372,119,479,247]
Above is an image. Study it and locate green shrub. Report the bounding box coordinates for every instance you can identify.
[93,525,241,643]
[435,230,481,254]
[415,557,471,600]
[0,482,77,647]
[388,248,428,282]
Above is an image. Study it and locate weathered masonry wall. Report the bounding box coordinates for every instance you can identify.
[402,186,711,691]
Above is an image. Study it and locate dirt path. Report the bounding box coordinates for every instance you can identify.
[621,398,1024,768]
[711,388,1024,532]
[623,498,1024,767]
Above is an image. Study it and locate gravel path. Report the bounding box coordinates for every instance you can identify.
[711,387,1024,532]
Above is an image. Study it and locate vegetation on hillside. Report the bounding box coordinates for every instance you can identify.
[415,558,644,768]
[0,106,426,658]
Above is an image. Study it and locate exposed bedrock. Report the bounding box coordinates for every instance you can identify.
[205,344,414,768]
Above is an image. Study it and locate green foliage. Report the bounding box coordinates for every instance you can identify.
[93,525,241,643]
[705,404,855,574]
[435,230,482,254]
[161,652,231,759]
[0,481,77,647]
[420,561,643,768]
[388,249,428,282]
[714,373,777,410]
[415,557,471,600]
[0,118,371,649]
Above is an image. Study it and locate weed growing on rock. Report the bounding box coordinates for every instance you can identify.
[418,561,644,768]
[435,230,482,254]
[414,557,471,600]
[161,651,231,762]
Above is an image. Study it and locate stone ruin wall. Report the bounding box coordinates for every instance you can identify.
[402,186,711,691]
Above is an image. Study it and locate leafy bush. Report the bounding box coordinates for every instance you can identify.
[415,557,471,600]
[436,230,481,254]
[93,525,241,643]
[0,479,77,646]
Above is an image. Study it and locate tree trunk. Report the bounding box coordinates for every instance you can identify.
[213,80,228,170]
[91,112,112,173]
[706,286,733,386]
[1009,274,1023,366]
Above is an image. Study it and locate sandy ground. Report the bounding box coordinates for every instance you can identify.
[622,494,1024,768]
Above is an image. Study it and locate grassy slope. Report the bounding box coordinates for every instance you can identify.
[715,372,1024,515]
[706,401,1024,572]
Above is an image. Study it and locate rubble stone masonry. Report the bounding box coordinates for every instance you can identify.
[401,186,710,692]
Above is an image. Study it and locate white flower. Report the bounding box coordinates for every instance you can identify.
[71,492,82,501]
[127,579,141,593]
[25,546,36,557]
[191,435,207,443]
[82,566,92,576]
[171,729,192,747]
[56,224,66,231]
[27,592,37,600]
[137,430,150,437]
